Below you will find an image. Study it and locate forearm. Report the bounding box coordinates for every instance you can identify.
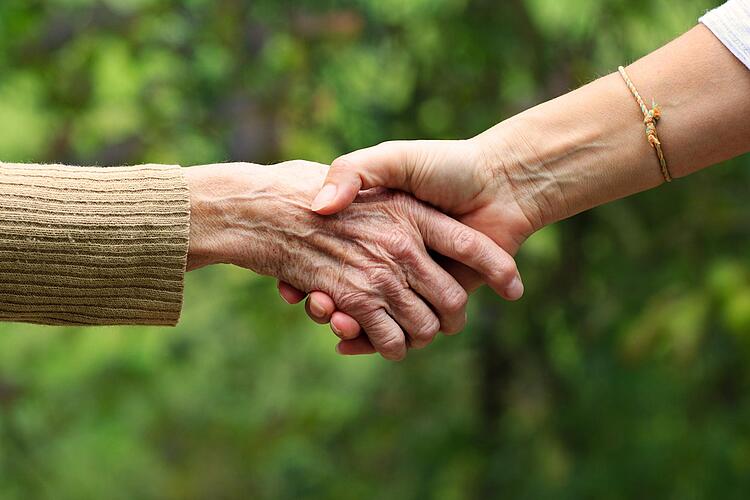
[478,25,750,230]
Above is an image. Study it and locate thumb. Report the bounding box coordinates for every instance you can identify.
[311,141,418,215]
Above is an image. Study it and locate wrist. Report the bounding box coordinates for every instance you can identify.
[477,72,665,230]
[472,123,552,234]
[185,164,226,271]
[185,163,275,271]
[184,161,329,274]
[481,109,592,230]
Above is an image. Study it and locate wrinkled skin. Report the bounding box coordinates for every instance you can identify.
[280,138,537,354]
[185,161,519,360]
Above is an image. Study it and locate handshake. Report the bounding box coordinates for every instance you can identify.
[0,26,742,347]
[186,135,549,361]
[184,138,532,361]
[184,29,750,360]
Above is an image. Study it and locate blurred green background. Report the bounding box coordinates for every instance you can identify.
[0,0,748,498]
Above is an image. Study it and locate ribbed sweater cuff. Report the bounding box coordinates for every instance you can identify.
[0,163,190,326]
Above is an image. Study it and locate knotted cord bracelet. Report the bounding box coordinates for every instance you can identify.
[617,66,672,183]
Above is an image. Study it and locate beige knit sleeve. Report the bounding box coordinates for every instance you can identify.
[0,163,190,326]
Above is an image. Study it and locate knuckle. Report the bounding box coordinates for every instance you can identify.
[441,287,469,315]
[441,320,465,336]
[384,231,418,261]
[379,332,406,360]
[441,308,468,335]
[336,289,374,312]
[366,266,399,289]
[391,191,420,211]
[409,338,429,350]
[492,258,518,285]
[452,229,480,259]
[411,316,440,346]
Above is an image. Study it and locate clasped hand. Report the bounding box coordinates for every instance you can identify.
[184,160,520,361]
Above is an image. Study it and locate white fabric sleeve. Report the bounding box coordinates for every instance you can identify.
[700,0,750,70]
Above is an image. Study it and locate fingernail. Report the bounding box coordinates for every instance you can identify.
[505,274,524,301]
[309,299,326,318]
[311,184,337,212]
[331,322,342,337]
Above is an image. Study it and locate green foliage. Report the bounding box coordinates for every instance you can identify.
[0,0,746,498]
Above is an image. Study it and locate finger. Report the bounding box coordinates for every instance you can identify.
[336,336,377,356]
[387,288,441,350]
[353,309,407,361]
[406,255,469,335]
[418,211,524,301]
[278,281,307,304]
[305,292,336,324]
[331,311,362,340]
[433,256,485,293]
[311,141,421,215]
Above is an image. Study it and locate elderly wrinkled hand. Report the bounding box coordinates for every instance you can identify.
[278,139,534,355]
[185,160,519,360]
